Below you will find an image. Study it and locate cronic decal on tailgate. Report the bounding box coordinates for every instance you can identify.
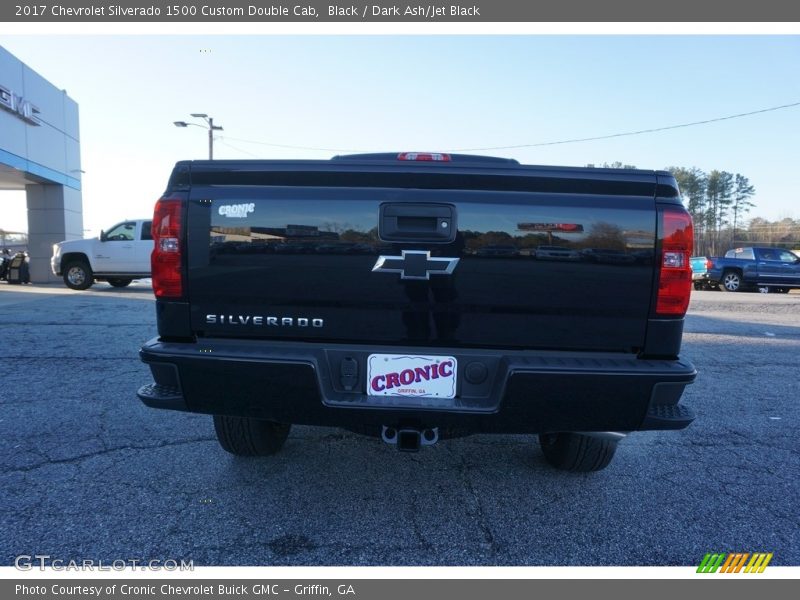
[218,203,255,218]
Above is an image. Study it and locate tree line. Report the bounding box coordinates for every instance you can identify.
[667,167,755,256]
[587,162,793,256]
[734,216,800,251]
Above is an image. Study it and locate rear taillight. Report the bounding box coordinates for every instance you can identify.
[151,197,184,298]
[705,258,713,270]
[656,206,693,316]
[397,152,451,162]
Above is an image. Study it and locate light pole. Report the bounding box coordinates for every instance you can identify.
[173,113,224,159]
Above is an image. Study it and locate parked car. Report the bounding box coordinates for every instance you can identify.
[535,245,580,261]
[475,245,519,257]
[51,219,152,290]
[0,249,11,281]
[3,251,30,284]
[580,248,636,264]
[690,256,718,290]
[702,247,800,293]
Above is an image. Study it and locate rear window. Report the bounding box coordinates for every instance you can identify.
[725,248,754,260]
[141,221,152,241]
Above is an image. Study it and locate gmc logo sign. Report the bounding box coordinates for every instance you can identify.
[0,84,41,126]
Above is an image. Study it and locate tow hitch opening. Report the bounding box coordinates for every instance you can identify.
[382,426,439,452]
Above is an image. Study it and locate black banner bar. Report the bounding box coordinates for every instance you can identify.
[3,0,800,22]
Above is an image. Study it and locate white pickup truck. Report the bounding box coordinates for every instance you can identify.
[51,219,153,290]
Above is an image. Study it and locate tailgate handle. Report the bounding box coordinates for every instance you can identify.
[379,203,456,243]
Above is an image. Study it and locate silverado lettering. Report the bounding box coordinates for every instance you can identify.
[138,153,697,472]
[206,314,324,327]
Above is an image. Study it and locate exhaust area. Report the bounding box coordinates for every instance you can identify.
[586,431,628,441]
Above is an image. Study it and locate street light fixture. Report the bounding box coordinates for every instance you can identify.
[173,114,224,159]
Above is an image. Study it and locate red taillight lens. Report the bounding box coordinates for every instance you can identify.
[397,152,451,162]
[151,197,183,298]
[705,258,713,270]
[656,206,693,316]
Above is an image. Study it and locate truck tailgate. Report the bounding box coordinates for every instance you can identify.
[184,167,657,352]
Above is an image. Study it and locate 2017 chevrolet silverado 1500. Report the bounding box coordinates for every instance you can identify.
[51,219,153,290]
[697,247,800,293]
[137,154,697,472]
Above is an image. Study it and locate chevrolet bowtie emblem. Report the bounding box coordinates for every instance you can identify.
[372,250,460,280]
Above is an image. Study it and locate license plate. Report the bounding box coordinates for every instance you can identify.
[367,354,457,399]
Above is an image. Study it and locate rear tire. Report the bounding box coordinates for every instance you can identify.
[107,278,133,288]
[720,270,742,292]
[63,260,94,290]
[213,415,291,456]
[539,432,618,472]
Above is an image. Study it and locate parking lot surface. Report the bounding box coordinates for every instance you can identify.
[1,283,798,566]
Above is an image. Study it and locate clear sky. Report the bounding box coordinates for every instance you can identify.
[1,35,799,236]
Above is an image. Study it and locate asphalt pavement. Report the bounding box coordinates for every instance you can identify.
[0,282,797,566]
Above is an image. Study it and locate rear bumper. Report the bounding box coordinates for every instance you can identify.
[138,338,697,434]
[692,272,713,282]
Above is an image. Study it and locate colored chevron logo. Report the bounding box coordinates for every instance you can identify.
[697,552,773,573]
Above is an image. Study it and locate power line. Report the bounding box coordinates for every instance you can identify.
[218,100,800,154]
[216,138,261,158]
[452,101,800,151]
[739,225,800,230]
[219,136,365,154]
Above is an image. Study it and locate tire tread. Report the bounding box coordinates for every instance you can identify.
[539,432,618,472]
[213,415,290,456]
[63,260,93,290]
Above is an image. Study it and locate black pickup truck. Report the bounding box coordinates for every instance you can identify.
[137,154,697,472]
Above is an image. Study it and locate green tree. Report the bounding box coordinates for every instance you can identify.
[745,217,800,246]
[583,222,626,251]
[475,231,515,247]
[340,229,375,243]
[585,161,637,169]
[731,174,756,244]
[668,166,707,251]
[704,170,734,255]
